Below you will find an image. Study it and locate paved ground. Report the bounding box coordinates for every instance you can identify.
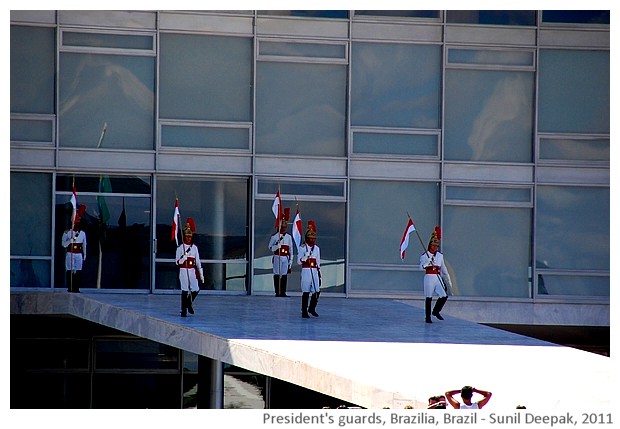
[10,292,612,410]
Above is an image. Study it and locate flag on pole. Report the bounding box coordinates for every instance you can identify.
[70,184,78,226]
[171,198,181,246]
[292,207,303,252]
[272,191,282,228]
[400,218,415,261]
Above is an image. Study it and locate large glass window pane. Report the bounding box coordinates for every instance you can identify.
[160,34,252,122]
[538,50,609,134]
[11,118,54,144]
[156,177,249,291]
[55,175,152,291]
[447,10,536,26]
[352,42,441,129]
[536,186,609,271]
[350,180,439,264]
[11,172,52,256]
[59,53,155,149]
[444,69,534,162]
[256,62,346,156]
[349,269,423,293]
[160,124,249,150]
[444,206,531,298]
[254,198,345,294]
[11,25,55,114]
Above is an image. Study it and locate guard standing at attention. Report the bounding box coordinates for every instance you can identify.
[176,218,204,317]
[62,204,87,293]
[298,220,321,318]
[268,208,294,297]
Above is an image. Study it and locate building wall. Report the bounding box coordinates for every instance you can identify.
[10,11,610,326]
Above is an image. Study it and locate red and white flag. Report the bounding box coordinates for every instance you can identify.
[272,191,282,228]
[292,207,303,252]
[171,198,181,246]
[400,218,416,261]
[70,184,78,226]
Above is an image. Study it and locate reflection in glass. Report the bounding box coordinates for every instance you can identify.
[538,50,610,134]
[256,62,346,156]
[156,177,249,291]
[253,199,345,293]
[59,53,155,149]
[160,34,252,122]
[539,137,609,162]
[352,132,438,156]
[542,10,609,25]
[352,42,440,129]
[445,69,534,162]
[536,186,609,271]
[350,180,438,265]
[54,175,152,290]
[444,205,531,297]
[11,25,55,114]
[537,274,608,297]
[446,10,536,26]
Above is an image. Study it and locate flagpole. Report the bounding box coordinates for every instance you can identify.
[70,176,75,292]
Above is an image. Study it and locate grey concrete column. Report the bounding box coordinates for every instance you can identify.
[198,356,224,409]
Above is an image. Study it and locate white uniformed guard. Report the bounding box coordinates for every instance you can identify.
[176,218,203,317]
[419,226,451,323]
[268,207,294,297]
[298,220,321,318]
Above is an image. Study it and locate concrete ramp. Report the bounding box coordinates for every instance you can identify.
[10,292,611,410]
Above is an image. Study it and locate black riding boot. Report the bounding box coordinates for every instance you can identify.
[73,271,81,293]
[432,296,448,320]
[181,291,188,317]
[273,275,280,296]
[188,290,199,314]
[425,298,433,323]
[308,292,320,317]
[280,275,288,297]
[301,292,310,318]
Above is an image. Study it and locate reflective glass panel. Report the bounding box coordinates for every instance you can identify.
[444,206,531,298]
[349,269,423,292]
[444,69,534,162]
[536,186,609,271]
[55,175,152,291]
[259,41,346,59]
[59,53,155,149]
[10,259,51,288]
[446,10,536,26]
[160,34,252,122]
[538,50,610,134]
[352,132,438,156]
[539,137,609,162]
[354,10,440,19]
[258,180,345,198]
[11,172,52,256]
[11,25,55,114]
[63,31,153,50]
[156,177,249,291]
[256,62,346,156]
[446,186,531,203]
[258,10,348,19]
[350,180,439,264]
[11,118,53,143]
[351,42,441,128]
[537,274,608,297]
[161,125,249,150]
[253,200,345,294]
[448,49,534,66]
[542,10,610,24]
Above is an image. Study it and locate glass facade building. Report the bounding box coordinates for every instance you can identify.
[11,10,609,302]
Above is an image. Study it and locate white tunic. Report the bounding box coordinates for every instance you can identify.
[419,250,451,298]
[176,243,202,292]
[62,230,87,272]
[297,243,321,293]
[268,232,294,275]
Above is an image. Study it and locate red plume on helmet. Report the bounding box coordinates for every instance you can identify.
[283,207,291,222]
[74,204,87,226]
[428,226,441,247]
[183,217,196,236]
[305,220,317,239]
